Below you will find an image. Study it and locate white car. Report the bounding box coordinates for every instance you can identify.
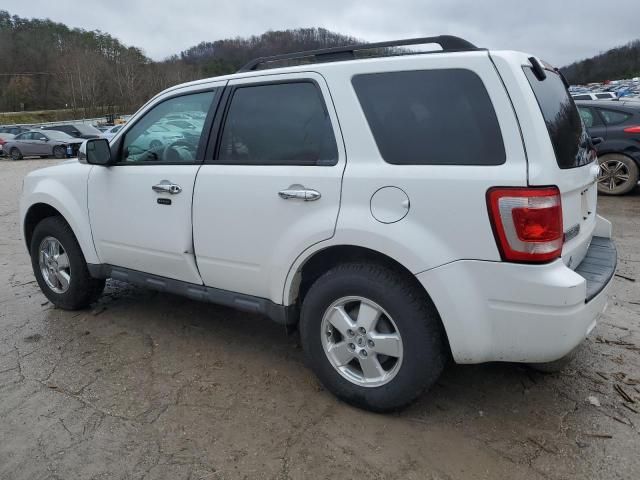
[19,36,616,411]
[101,124,124,141]
[571,92,617,100]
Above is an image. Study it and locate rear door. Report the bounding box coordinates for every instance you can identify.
[193,72,345,303]
[20,133,38,155]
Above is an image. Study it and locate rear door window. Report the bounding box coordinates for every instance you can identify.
[597,108,631,125]
[352,69,505,165]
[595,93,613,99]
[524,68,592,169]
[572,95,591,100]
[218,81,338,166]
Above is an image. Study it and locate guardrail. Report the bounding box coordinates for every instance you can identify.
[0,117,106,128]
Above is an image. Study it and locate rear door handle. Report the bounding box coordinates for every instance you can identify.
[278,185,321,201]
[152,180,182,195]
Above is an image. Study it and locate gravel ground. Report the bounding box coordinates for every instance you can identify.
[1,158,639,480]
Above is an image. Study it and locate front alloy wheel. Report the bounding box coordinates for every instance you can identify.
[38,236,71,293]
[321,296,403,388]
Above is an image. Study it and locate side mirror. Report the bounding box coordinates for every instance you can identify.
[591,137,604,146]
[79,138,112,166]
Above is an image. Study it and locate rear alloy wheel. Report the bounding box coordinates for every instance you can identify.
[597,154,639,195]
[53,145,66,159]
[10,148,22,161]
[300,263,446,412]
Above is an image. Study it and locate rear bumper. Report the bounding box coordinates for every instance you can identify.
[417,226,616,364]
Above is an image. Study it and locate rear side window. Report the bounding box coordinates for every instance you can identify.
[352,69,505,165]
[597,108,631,125]
[524,68,592,169]
[596,93,612,99]
[218,82,338,166]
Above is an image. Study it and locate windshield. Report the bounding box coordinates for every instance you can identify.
[45,130,75,141]
[524,67,592,169]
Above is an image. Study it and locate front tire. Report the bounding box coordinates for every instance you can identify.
[597,154,639,195]
[30,216,105,310]
[300,263,446,412]
[53,145,66,159]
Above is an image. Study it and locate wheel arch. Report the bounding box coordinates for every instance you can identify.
[21,194,99,265]
[23,203,66,251]
[287,244,452,355]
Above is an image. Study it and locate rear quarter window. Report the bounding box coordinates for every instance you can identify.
[352,69,506,166]
[524,67,592,169]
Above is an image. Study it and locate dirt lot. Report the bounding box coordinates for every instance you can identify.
[1,158,639,480]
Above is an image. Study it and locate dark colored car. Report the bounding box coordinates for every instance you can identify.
[4,130,83,160]
[42,123,102,139]
[0,125,30,136]
[576,100,640,195]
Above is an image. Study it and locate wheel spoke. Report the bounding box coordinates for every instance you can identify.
[612,162,623,174]
[359,355,385,379]
[615,173,629,182]
[326,306,355,337]
[369,333,402,358]
[56,253,70,269]
[356,302,381,332]
[55,270,70,290]
[599,162,611,174]
[326,342,353,367]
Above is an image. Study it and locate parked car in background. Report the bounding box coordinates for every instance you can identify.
[576,99,640,195]
[101,124,124,141]
[42,123,103,139]
[4,130,83,160]
[0,125,30,136]
[572,92,617,101]
[0,132,15,156]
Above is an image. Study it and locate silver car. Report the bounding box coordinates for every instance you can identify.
[4,130,83,160]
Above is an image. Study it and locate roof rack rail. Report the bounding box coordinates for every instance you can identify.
[237,35,478,73]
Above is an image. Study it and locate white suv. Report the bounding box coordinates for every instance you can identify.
[19,36,617,411]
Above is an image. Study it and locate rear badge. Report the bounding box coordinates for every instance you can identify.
[564,224,581,243]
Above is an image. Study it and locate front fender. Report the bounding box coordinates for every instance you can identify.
[20,170,99,265]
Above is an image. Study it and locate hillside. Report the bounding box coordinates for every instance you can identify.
[562,40,640,84]
[0,10,361,117]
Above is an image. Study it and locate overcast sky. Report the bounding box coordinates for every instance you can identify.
[6,0,639,66]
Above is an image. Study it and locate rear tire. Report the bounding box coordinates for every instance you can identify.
[30,216,105,310]
[300,262,446,412]
[53,145,66,159]
[10,148,22,161]
[597,154,639,195]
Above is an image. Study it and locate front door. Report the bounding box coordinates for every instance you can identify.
[193,72,345,303]
[88,86,223,283]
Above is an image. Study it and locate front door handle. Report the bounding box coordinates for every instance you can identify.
[152,180,182,195]
[278,185,321,201]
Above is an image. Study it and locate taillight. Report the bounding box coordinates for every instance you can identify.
[0,139,6,146]
[487,187,563,263]
[623,126,640,134]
